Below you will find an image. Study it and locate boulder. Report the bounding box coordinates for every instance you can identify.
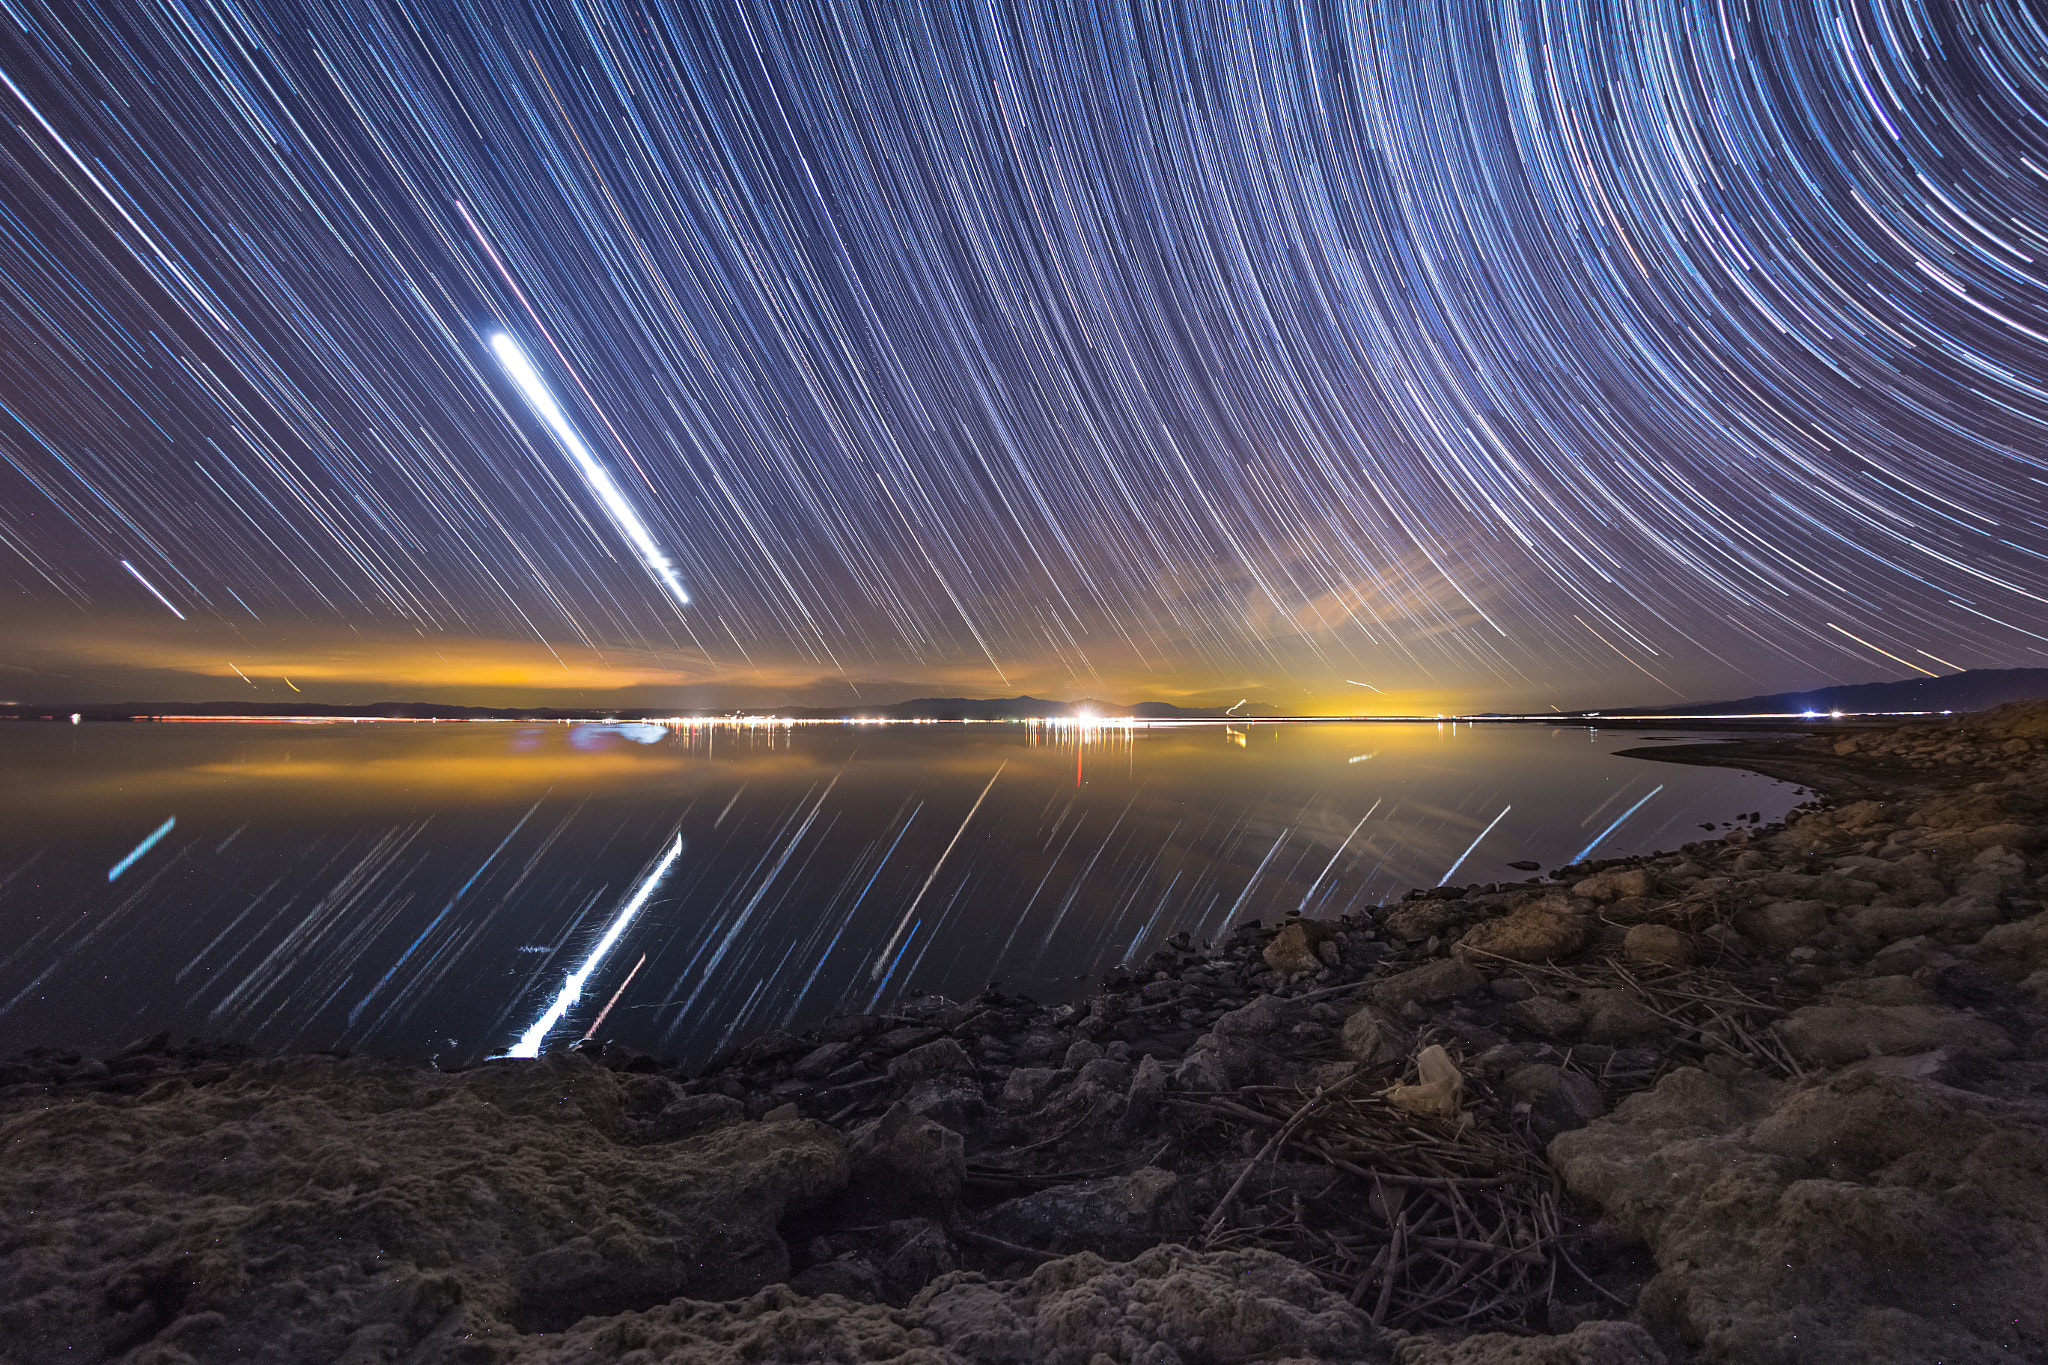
[1571,866,1652,902]
[1975,909,2048,968]
[1503,1063,1605,1143]
[888,1037,974,1082]
[1370,959,1486,1010]
[1776,1004,2012,1068]
[1579,990,1668,1045]
[1552,1065,2048,1363]
[1000,1067,1063,1112]
[1622,924,1691,968]
[1262,919,1339,975]
[1391,1319,1665,1364]
[530,1243,1378,1364]
[1384,900,1462,942]
[0,1054,851,1352]
[1210,994,1286,1037]
[843,1102,966,1217]
[1456,895,1590,963]
[1339,1004,1408,1066]
[1735,899,1829,948]
[1842,895,2001,942]
[1507,994,1584,1041]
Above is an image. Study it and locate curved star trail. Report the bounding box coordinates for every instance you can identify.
[0,0,2043,704]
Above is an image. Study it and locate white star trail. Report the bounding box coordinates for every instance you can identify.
[0,0,2034,700]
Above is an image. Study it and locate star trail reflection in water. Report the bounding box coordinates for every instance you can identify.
[0,719,1799,1064]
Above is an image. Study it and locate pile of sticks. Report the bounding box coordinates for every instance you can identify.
[1506,954,1807,1079]
[1167,1080,1566,1331]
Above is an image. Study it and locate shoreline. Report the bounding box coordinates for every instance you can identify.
[5,703,2046,1363]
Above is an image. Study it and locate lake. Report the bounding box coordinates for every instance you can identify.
[0,718,1799,1065]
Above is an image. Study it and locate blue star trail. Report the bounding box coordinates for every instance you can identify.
[0,0,2042,704]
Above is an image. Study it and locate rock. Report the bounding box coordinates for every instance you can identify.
[1867,935,1958,976]
[1504,1063,1606,1142]
[1339,1004,1408,1066]
[518,1243,1376,1364]
[1385,900,1461,942]
[1557,1066,2048,1364]
[1975,909,2048,968]
[1571,866,1652,902]
[1370,959,1486,1010]
[1825,975,1934,1007]
[1776,1004,2013,1067]
[1262,919,1339,975]
[1125,1055,1170,1125]
[887,1037,974,1082]
[0,1054,851,1350]
[1843,894,2002,942]
[1062,1037,1107,1069]
[1456,895,1590,963]
[1074,1057,1131,1092]
[999,1067,1062,1112]
[843,1102,966,1217]
[1210,994,1286,1036]
[1507,995,1584,1041]
[650,1093,747,1138]
[1579,990,1668,1045]
[1490,976,1537,1001]
[1735,899,1829,948]
[876,1025,942,1053]
[976,1169,1186,1260]
[794,1040,857,1079]
[1391,1319,1666,1364]
[1173,1032,1264,1090]
[1621,924,1691,967]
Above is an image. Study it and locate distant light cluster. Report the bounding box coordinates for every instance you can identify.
[0,0,2043,700]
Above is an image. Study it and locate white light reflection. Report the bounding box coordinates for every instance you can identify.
[489,332,691,609]
[503,834,683,1058]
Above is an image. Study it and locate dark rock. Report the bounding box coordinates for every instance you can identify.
[1507,995,1585,1042]
[1504,1063,1606,1142]
[1262,919,1339,975]
[840,1102,965,1219]
[1338,1004,1407,1067]
[887,1037,973,1082]
[1369,959,1486,1010]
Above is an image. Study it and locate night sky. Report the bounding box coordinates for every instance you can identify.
[1,0,2044,714]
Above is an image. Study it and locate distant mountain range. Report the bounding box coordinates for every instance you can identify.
[0,695,1285,722]
[7,668,2044,724]
[1583,667,2048,717]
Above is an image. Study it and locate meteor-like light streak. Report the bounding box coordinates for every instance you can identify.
[869,764,1004,979]
[108,817,176,881]
[118,560,185,620]
[1573,786,1666,864]
[1439,805,1512,885]
[504,834,683,1058]
[1297,799,1381,911]
[489,332,691,610]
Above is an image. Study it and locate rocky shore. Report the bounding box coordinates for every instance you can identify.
[6,703,2048,1365]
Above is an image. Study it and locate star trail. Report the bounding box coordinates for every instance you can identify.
[0,0,2044,707]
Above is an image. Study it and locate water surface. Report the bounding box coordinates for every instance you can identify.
[0,719,1798,1064]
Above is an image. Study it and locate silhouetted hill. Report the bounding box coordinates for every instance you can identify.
[0,696,1285,722]
[1589,667,2048,717]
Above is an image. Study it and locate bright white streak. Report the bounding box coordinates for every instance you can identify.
[1296,799,1381,911]
[504,835,683,1058]
[489,333,691,608]
[1572,786,1665,864]
[119,560,185,619]
[1440,805,1512,885]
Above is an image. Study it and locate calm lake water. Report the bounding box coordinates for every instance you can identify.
[0,719,1799,1065]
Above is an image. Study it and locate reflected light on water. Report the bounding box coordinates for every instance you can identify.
[503,834,683,1058]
